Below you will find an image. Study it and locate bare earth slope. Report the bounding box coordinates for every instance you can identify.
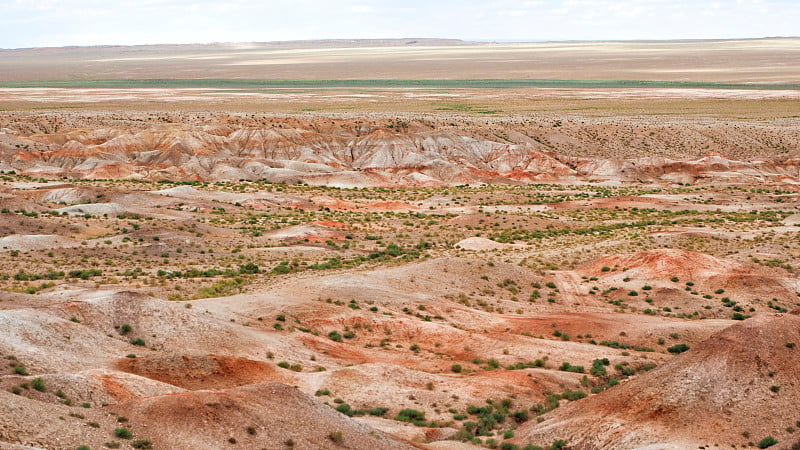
[514,311,800,450]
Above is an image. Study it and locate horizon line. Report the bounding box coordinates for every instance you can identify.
[2,35,799,52]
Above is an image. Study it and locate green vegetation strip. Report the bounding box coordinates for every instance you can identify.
[2,79,800,90]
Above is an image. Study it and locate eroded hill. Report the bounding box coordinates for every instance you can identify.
[1,112,798,187]
[0,110,798,450]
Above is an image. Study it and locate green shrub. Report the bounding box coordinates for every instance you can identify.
[68,269,102,279]
[451,364,463,373]
[758,436,778,448]
[368,407,388,416]
[667,343,690,354]
[31,377,46,392]
[328,431,343,444]
[271,262,292,274]
[131,440,152,450]
[114,428,132,439]
[559,362,584,373]
[12,365,28,375]
[238,262,260,274]
[328,331,342,342]
[590,359,608,377]
[560,390,587,401]
[395,409,426,423]
[130,338,145,346]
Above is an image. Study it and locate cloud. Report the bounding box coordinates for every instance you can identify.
[351,5,376,13]
[497,9,529,16]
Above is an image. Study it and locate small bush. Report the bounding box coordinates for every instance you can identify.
[328,431,344,444]
[667,344,690,354]
[131,440,152,450]
[561,390,587,401]
[451,364,463,373]
[368,407,388,416]
[238,262,260,274]
[395,409,426,423]
[559,362,584,373]
[114,428,132,439]
[130,338,145,346]
[328,331,342,342]
[758,436,778,448]
[31,377,46,392]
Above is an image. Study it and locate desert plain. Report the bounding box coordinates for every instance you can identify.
[0,38,799,450]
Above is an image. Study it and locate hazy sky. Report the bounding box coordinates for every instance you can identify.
[1,0,798,48]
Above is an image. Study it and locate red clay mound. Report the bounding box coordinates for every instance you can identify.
[109,382,414,450]
[116,354,295,390]
[581,248,742,280]
[513,313,800,449]
[580,249,796,302]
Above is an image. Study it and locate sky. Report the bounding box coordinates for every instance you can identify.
[1,0,798,48]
